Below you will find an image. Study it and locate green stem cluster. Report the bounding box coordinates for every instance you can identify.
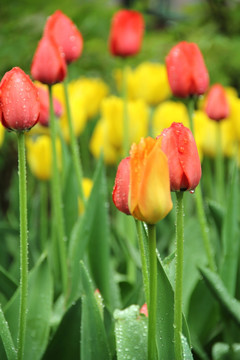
[63,78,86,205]
[48,85,68,296]
[122,65,129,157]
[187,97,216,272]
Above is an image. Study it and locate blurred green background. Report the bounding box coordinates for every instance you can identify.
[1,0,240,91]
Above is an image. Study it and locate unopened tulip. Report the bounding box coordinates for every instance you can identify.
[166,41,209,98]
[113,138,172,224]
[109,9,144,57]
[44,10,83,64]
[0,67,40,131]
[159,122,201,191]
[129,137,172,223]
[112,156,131,215]
[31,35,67,85]
[37,86,63,127]
[205,83,229,121]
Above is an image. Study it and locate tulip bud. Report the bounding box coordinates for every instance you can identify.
[140,303,148,317]
[112,157,131,215]
[44,10,83,64]
[159,122,201,192]
[166,41,209,98]
[37,85,63,127]
[0,67,40,131]
[31,35,67,85]
[205,83,229,121]
[112,138,173,224]
[129,137,172,224]
[109,9,144,57]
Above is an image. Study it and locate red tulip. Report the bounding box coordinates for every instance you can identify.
[44,10,83,64]
[31,35,67,85]
[37,86,63,127]
[166,41,209,98]
[112,156,131,215]
[205,83,229,121]
[109,9,144,57]
[159,122,201,191]
[0,67,40,131]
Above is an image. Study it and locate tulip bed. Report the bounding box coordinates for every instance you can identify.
[0,3,240,360]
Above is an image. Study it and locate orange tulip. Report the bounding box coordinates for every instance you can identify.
[113,137,172,224]
[129,137,172,224]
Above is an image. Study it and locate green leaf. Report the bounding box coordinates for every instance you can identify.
[220,164,239,295]
[62,159,79,239]
[42,298,81,359]
[187,279,218,359]
[0,265,18,300]
[80,261,111,360]
[207,199,224,236]
[156,252,191,359]
[199,266,240,326]
[0,304,17,360]
[68,156,120,309]
[182,218,208,315]
[3,256,53,360]
[181,333,194,359]
[212,342,240,360]
[114,305,148,360]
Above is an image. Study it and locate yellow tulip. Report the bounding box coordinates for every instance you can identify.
[153,101,189,138]
[90,96,149,164]
[26,135,61,180]
[194,110,236,158]
[114,62,171,105]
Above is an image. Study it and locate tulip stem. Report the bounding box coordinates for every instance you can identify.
[216,123,224,205]
[174,191,184,360]
[122,65,129,157]
[147,223,157,360]
[17,131,28,360]
[187,97,216,272]
[63,77,86,206]
[135,220,149,305]
[40,181,48,252]
[48,85,68,297]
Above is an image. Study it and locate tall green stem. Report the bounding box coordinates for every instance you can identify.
[216,122,224,204]
[147,223,157,360]
[187,98,216,272]
[135,220,149,305]
[122,65,129,157]
[63,78,86,205]
[174,191,184,360]
[48,85,68,296]
[17,131,28,360]
[40,181,48,252]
